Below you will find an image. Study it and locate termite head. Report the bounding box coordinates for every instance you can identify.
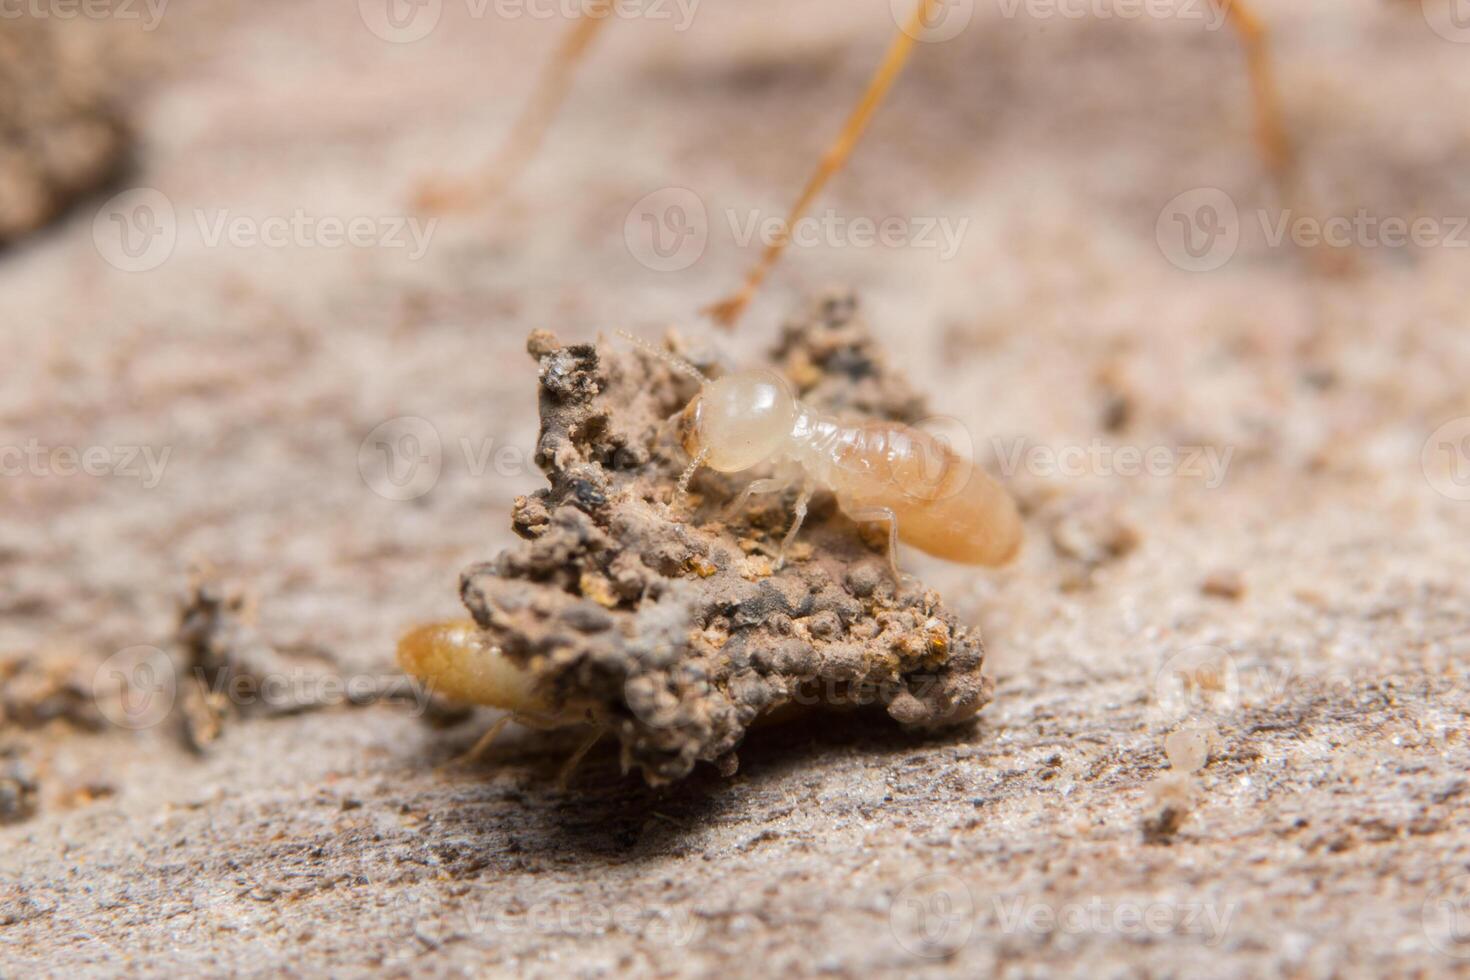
[679,370,798,472]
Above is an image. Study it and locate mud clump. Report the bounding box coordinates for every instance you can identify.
[0,16,132,246]
[456,294,995,784]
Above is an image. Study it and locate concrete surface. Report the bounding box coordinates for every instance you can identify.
[3,0,1470,976]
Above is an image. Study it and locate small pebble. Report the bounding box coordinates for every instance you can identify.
[1164,727,1210,773]
[1201,569,1245,600]
[0,756,39,825]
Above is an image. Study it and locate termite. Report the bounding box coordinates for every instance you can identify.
[397,618,604,783]
[635,333,1023,578]
[397,337,1020,780]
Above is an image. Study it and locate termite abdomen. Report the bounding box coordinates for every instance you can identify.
[822,421,1022,567]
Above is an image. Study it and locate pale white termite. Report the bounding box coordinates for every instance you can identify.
[632,334,1024,576]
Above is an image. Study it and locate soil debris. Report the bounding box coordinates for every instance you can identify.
[1142,773,1196,845]
[173,575,431,751]
[0,651,105,732]
[1042,496,1139,591]
[174,576,271,752]
[452,293,996,783]
[0,748,39,825]
[1201,568,1246,600]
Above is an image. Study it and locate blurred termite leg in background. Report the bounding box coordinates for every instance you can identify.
[1210,0,1295,191]
[704,0,946,330]
[1212,0,1358,275]
[556,730,604,788]
[413,0,614,213]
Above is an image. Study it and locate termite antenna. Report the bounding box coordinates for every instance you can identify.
[677,447,709,496]
[615,329,708,385]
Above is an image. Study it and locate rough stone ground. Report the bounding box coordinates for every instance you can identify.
[3,1,1470,976]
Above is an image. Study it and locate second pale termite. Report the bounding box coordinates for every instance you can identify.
[636,335,1024,577]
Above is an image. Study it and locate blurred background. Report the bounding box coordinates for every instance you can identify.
[3,0,1470,974]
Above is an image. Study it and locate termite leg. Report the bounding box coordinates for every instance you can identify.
[776,481,815,568]
[437,713,515,771]
[703,0,945,329]
[557,729,604,788]
[677,447,710,497]
[724,472,796,521]
[1209,0,1295,191]
[438,710,582,772]
[847,505,902,582]
[442,711,558,770]
[414,0,614,213]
